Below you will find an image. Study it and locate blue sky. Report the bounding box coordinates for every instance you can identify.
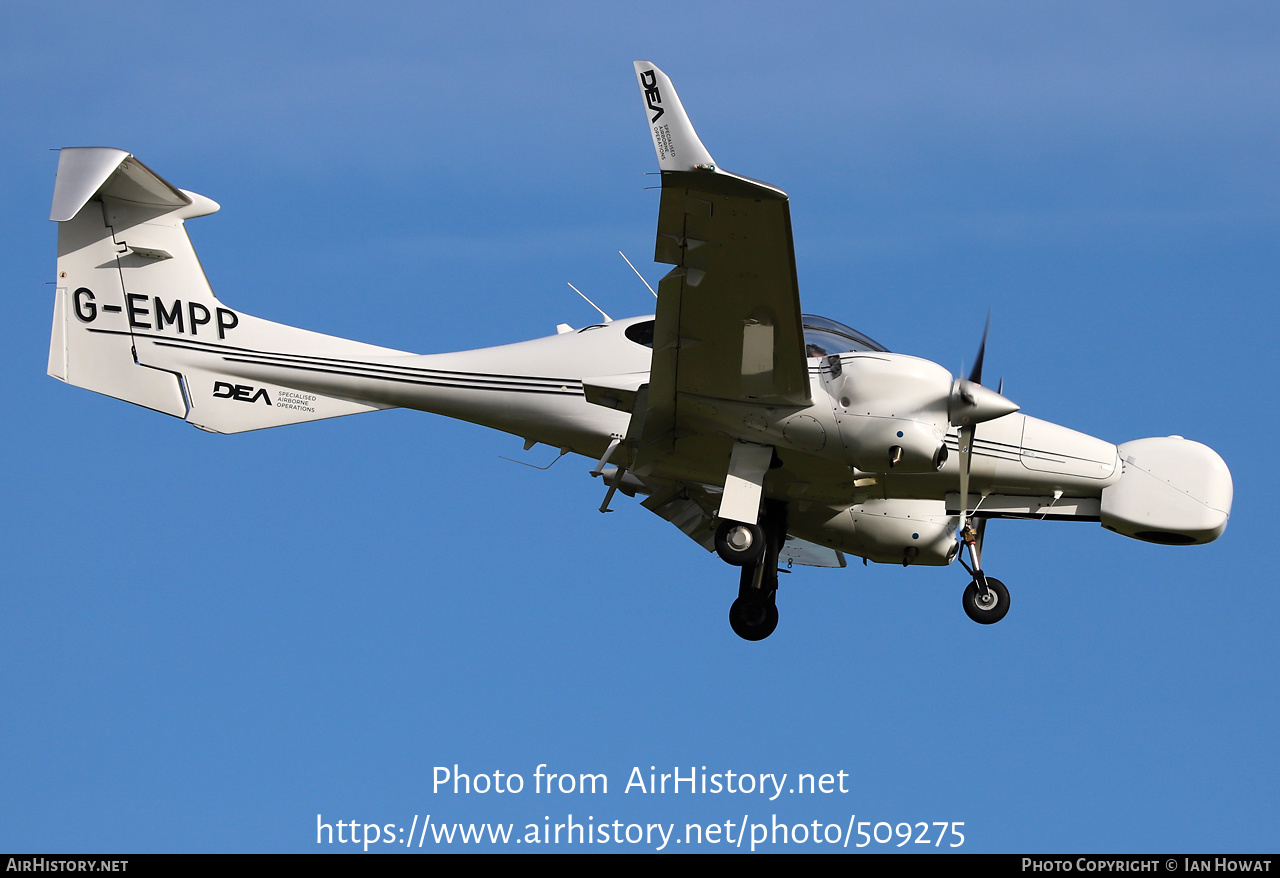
[2,1,1277,853]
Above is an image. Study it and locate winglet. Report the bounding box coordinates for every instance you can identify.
[633,61,715,172]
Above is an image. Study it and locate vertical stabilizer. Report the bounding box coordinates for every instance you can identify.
[48,148,407,432]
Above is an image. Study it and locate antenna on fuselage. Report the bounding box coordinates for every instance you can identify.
[618,250,658,298]
[567,283,612,323]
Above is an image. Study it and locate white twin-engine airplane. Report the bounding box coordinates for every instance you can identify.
[47,62,1232,640]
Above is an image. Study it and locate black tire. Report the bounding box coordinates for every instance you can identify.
[962,577,1010,625]
[715,521,766,567]
[729,597,779,641]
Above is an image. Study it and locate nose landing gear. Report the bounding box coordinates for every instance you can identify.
[962,575,1009,624]
[958,518,1011,624]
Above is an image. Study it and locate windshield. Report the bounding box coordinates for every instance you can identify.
[802,314,888,356]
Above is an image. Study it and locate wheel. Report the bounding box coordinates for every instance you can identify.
[729,597,779,641]
[962,577,1010,625]
[715,520,766,567]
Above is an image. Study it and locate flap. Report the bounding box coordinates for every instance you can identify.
[582,372,649,413]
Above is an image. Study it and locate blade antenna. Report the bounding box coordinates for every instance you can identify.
[618,250,658,298]
[567,283,612,323]
[498,448,569,470]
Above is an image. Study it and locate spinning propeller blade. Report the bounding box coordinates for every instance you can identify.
[953,314,1017,537]
[969,311,991,385]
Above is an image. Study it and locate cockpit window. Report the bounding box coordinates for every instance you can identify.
[624,320,655,348]
[802,314,888,356]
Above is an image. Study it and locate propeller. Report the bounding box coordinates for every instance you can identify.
[950,315,1018,543]
[970,312,989,385]
[949,315,1018,430]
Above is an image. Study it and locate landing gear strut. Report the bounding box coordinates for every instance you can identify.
[724,499,787,641]
[957,518,1010,624]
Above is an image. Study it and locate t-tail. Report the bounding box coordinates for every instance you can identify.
[47,147,407,433]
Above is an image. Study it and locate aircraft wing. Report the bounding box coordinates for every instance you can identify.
[633,61,812,447]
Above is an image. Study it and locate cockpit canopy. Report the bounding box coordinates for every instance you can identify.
[802,315,888,356]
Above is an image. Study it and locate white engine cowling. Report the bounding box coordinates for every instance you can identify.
[828,355,952,473]
[816,499,960,566]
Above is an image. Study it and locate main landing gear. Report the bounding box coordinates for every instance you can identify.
[716,499,787,641]
[957,518,1010,624]
[729,595,778,641]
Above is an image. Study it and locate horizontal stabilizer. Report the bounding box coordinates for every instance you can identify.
[51,148,199,223]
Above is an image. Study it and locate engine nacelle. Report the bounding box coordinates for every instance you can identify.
[842,416,949,472]
[816,499,960,566]
[828,354,952,473]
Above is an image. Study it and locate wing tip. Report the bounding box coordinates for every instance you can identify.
[633,61,715,172]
